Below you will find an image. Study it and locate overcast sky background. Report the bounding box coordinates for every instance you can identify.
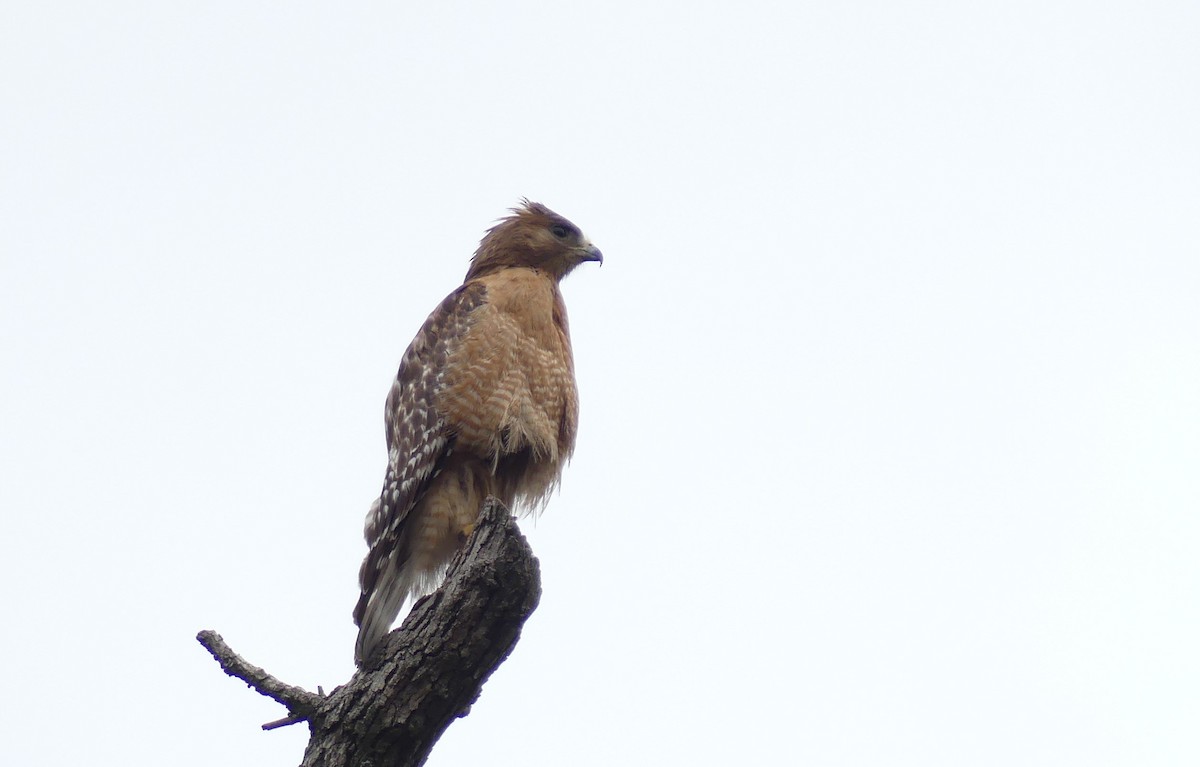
[2,2,1198,765]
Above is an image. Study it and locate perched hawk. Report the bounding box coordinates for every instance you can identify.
[353,201,601,665]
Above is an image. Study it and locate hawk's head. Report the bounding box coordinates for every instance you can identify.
[466,200,603,281]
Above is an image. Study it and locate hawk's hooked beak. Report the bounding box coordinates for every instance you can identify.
[579,243,603,265]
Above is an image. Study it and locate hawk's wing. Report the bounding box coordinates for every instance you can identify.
[353,281,487,662]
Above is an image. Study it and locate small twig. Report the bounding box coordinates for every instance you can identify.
[196,630,322,725]
[262,713,309,731]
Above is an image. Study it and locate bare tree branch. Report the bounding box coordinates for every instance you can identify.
[197,497,542,767]
[196,630,323,725]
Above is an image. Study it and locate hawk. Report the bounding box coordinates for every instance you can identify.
[353,200,602,665]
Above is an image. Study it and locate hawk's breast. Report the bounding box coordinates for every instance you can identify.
[437,268,578,505]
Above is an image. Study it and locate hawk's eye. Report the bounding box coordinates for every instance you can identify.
[550,224,571,240]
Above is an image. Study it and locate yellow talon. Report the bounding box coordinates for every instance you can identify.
[458,522,476,541]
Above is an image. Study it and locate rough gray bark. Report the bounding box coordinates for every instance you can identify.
[198,498,541,767]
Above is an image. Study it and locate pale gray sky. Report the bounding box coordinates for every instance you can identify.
[2,2,1198,765]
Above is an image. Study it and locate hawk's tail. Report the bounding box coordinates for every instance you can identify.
[354,562,414,666]
[353,500,414,666]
